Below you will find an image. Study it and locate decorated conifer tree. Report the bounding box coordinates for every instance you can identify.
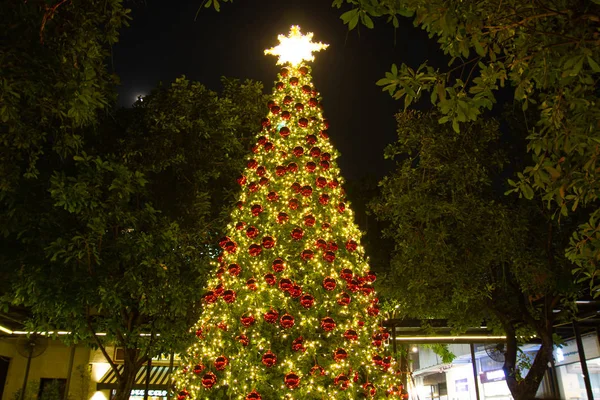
[173,26,400,399]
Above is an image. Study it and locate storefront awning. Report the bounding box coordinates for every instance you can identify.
[97,365,174,390]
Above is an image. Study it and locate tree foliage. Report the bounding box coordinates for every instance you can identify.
[333,0,600,295]
[371,110,577,400]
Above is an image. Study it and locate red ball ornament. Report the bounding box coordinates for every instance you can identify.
[320,160,330,170]
[177,390,188,400]
[346,240,358,252]
[347,279,360,293]
[246,226,259,238]
[289,198,300,210]
[308,98,318,107]
[305,162,317,173]
[316,238,327,250]
[235,221,246,230]
[322,222,331,229]
[310,365,325,376]
[259,177,269,186]
[264,142,274,151]
[320,129,330,139]
[337,202,346,213]
[248,182,259,193]
[275,82,284,91]
[218,236,231,248]
[203,291,217,304]
[222,290,236,303]
[256,166,266,176]
[323,277,336,291]
[272,258,285,273]
[328,179,339,188]
[241,314,255,327]
[300,293,315,309]
[303,214,316,227]
[344,329,359,341]
[340,268,353,282]
[277,212,289,224]
[372,333,383,347]
[367,271,377,282]
[333,348,348,362]
[247,159,258,169]
[262,350,277,367]
[280,313,295,329]
[292,336,305,352]
[193,364,205,375]
[248,244,262,257]
[260,118,270,128]
[381,356,392,371]
[323,119,330,129]
[321,317,336,331]
[319,194,330,205]
[251,145,259,153]
[214,284,224,297]
[279,126,290,137]
[291,182,301,193]
[216,267,225,279]
[291,227,304,240]
[334,374,350,390]
[246,278,257,291]
[289,77,299,86]
[363,383,377,397]
[275,165,287,176]
[367,305,380,316]
[361,285,374,296]
[264,273,276,286]
[214,355,228,371]
[251,204,263,216]
[224,241,237,254]
[246,391,262,400]
[279,278,293,292]
[293,146,304,157]
[227,263,241,276]
[202,372,217,389]
[310,147,321,158]
[262,236,275,249]
[372,354,383,366]
[195,328,204,339]
[270,105,281,115]
[306,134,317,145]
[301,185,313,196]
[236,201,244,210]
[301,249,314,261]
[316,176,327,188]
[280,68,289,77]
[301,85,311,94]
[287,162,298,173]
[358,320,365,327]
[329,242,339,252]
[337,292,351,306]
[281,111,291,120]
[237,334,250,346]
[323,251,336,263]
[264,308,279,324]
[267,191,279,202]
[284,372,300,389]
[283,95,293,104]
[299,66,309,75]
[295,103,304,111]
[217,321,228,331]
[289,284,302,298]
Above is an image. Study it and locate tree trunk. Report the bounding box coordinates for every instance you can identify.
[504,326,554,400]
[114,350,139,400]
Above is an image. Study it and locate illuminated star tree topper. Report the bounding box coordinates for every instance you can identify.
[264,25,329,66]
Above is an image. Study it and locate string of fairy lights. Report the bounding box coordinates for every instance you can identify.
[172,26,402,399]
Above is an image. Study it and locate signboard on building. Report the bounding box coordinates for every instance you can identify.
[479,369,506,384]
[455,378,468,392]
[554,333,599,367]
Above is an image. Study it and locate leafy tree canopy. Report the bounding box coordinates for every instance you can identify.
[331,0,600,295]
[371,110,578,399]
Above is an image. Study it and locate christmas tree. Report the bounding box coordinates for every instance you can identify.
[173,26,400,399]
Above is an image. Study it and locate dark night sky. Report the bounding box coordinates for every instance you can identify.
[113,0,447,180]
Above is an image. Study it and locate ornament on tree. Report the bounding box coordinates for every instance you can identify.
[261,351,277,367]
[284,372,300,389]
[264,308,279,324]
[280,313,295,328]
